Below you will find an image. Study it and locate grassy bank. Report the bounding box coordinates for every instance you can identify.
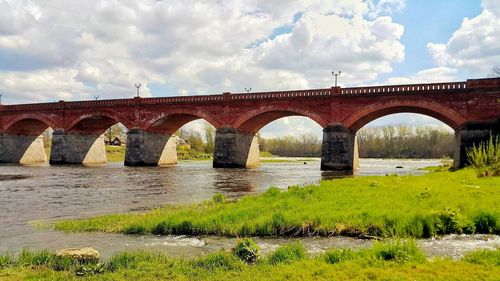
[0,241,498,280]
[56,169,499,238]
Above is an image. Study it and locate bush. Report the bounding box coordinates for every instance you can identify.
[466,135,500,177]
[267,242,306,265]
[232,238,260,264]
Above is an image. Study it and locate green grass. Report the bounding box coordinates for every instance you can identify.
[261,158,318,163]
[105,145,126,162]
[55,169,500,238]
[0,242,498,280]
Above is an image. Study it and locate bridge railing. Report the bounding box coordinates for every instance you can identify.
[0,80,483,111]
[228,88,334,100]
[341,81,467,95]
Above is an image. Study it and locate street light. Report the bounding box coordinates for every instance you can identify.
[135,83,142,98]
[332,71,342,87]
[94,95,99,100]
[0,93,2,105]
[244,87,252,93]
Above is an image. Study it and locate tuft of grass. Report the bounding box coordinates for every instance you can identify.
[55,169,500,239]
[371,240,426,263]
[17,250,53,267]
[190,252,243,271]
[474,212,498,234]
[463,249,500,267]
[267,242,306,265]
[0,254,14,268]
[324,248,357,264]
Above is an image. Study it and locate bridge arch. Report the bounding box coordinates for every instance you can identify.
[66,110,131,135]
[3,115,55,135]
[343,99,467,132]
[144,108,222,134]
[233,105,330,133]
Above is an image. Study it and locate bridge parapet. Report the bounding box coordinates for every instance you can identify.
[1,78,498,112]
[341,81,468,95]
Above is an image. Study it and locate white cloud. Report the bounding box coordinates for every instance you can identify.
[427,0,500,75]
[386,67,458,84]
[0,0,406,103]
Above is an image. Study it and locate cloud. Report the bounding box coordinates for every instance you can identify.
[426,0,500,75]
[0,0,406,104]
[386,67,458,84]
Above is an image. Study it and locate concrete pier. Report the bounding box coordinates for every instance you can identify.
[50,129,106,165]
[453,119,499,169]
[124,129,177,166]
[321,124,359,172]
[213,127,260,168]
[0,134,47,164]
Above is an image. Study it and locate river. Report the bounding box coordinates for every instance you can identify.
[0,158,498,259]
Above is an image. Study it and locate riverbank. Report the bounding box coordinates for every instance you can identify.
[55,168,500,238]
[0,241,498,280]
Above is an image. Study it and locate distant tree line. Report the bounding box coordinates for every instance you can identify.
[259,125,454,159]
[259,133,322,157]
[357,125,454,158]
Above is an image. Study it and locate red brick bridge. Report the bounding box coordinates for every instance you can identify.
[0,77,499,172]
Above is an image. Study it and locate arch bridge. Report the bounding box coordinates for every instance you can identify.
[0,78,499,173]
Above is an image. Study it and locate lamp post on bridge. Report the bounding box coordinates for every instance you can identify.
[245,87,252,93]
[0,93,2,105]
[332,71,341,87]
[94,95,99,100]
[135,83,142,98]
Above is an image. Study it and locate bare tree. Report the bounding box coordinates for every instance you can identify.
[493,66,500,77]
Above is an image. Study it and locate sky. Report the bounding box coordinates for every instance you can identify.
[0,0,499,138]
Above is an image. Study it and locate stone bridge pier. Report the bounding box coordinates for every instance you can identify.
[0,133,46,164]
[320,124,359,172]
[213,127,260,168]
[453,118,499,169]
[50,129,107,165]
[124,129,177,166]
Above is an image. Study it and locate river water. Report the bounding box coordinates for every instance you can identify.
[0,159,498,259]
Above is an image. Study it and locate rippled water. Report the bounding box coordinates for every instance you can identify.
[1,158,497,259]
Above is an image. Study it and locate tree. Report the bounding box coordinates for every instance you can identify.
[493,66,500,77]
[203,121,215,153]
[105,123,126,142]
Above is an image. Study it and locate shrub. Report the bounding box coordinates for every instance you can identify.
[267,242,306,265]
[466,135,500,177]
[474,212,497,234]
[190,252,243,271]
[232,238,260,264]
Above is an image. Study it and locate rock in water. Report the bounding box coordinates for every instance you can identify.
[55,247,100,262]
